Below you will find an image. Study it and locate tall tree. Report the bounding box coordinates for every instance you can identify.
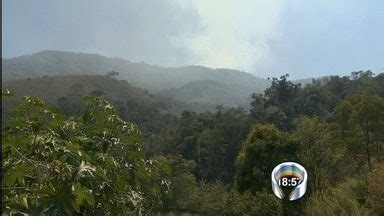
[292,117,347,195]
[235,124,296,193]
[251,74,301,131]
[336,94,384,170]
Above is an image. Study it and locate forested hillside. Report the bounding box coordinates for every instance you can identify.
[2,50,270,111]
[3,70,383,215]
[151,71,384,215]
[2,75,178,136]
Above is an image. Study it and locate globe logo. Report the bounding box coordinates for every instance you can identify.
[271,162,307,201]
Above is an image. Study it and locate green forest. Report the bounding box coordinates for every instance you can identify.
[2,71,384,215]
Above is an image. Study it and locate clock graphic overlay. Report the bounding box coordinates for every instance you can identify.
[271,162,307,201]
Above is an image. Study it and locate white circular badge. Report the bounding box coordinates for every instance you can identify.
[271,162,307,201]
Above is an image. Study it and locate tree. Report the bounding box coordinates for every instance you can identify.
[348,70,377,95]
[351,70,374,80]
[226,189,283,215]
[264,74,301,108]
[292,117,347,195]
[366,162,384,215]
[107,71,119,77]
[235,124,296,193]
[336,94,384,170]
[251,74,301,130]
[156,155,198,212]
[250,93,267,122]
[196,108,250,183]
[156,108,250,184]
[294,84,336,119]
[304,178,369,215]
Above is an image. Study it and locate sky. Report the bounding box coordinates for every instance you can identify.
[3,0,384,79]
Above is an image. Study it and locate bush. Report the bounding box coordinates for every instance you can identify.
[304,178,370,215]
[2,96,169,214]
[366,163,384,215]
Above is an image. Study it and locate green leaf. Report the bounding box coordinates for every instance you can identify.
[5,164,31,186]
[95,168,108,181]
[73,182,95,208]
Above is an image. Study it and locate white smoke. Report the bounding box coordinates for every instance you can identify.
[172,0,284,73]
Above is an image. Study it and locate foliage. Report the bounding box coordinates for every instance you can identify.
[366,162,384,215]
[150,108,251,183]
[156,155,198,212]
[292,117,347,195]
[251,74,300,130]
[236,124,296,193]
[304,178,369,215]
[2,96,169,214]
[157,155,283,215]
[3,71,384,214]
[2,75,178,137]
[336,94,384,169]
[226,189,283,215]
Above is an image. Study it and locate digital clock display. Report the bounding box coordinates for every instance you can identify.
[278,177,302,186]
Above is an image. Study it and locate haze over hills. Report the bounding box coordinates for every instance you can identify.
[2,50,270,110]
[2,50,270,91]
[2,75,178,133]
[159,80,254,108]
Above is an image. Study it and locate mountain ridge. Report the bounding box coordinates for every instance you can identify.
[2,50,267,87]
[2,50,270,111]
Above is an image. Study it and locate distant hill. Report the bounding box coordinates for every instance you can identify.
[2,75,178,134]
[2,74,164,105]
[2,50,270,109]
[159,80,253,109]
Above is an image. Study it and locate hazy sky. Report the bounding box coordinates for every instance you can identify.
[3,0,384,78]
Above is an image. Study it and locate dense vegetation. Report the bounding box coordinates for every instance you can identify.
[2,75,180,138]
[2,95,170,214]
[2,71,384,215]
